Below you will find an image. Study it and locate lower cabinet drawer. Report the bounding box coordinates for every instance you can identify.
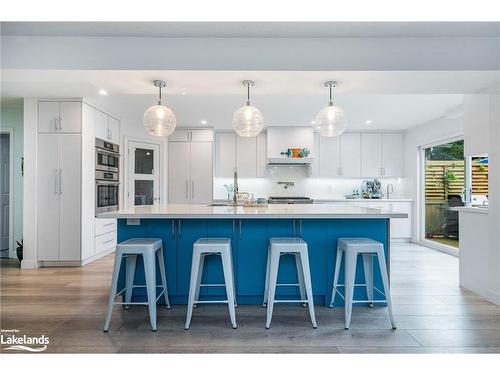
[95,218,117,236]
[95,231,117,254]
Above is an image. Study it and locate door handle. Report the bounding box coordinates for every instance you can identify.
[185,180,189,199]
[58,116,62,130]
[54,117,59,131]
[191,181,195,200]
[293,220,296,237]
[239,219,242,240]
[54,169,59,194]
[171,220,175,239]
[232,220,235,238]
[178,220,182,239]
[299,220,302,237]
[59,169,62,194]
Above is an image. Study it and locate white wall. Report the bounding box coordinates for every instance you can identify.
[403,105,464,241]
[0,98,23,257]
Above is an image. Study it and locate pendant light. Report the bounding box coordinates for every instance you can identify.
[316,81,347,137]
[143,80,177,137]
[232,80,264,137]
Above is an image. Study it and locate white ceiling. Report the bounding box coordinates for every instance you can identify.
[3,69,498,130]
[2,22,500,38]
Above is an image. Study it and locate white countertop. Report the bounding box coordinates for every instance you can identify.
[314,198,413,203]
[450,206,489,214]
[97,203,408,219]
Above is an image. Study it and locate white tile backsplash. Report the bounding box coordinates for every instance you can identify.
[214,166,408,200]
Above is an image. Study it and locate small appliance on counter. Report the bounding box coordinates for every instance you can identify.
[361,179,383,199]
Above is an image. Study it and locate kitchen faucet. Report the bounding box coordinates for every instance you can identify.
[233,170,239,205]
[386,183,394,199]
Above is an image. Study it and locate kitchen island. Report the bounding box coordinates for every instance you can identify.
[98,204,407,306]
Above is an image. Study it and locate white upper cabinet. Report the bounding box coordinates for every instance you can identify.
[382,133,403,177]
[38,101,81,133]
[59,102,82,133]
[236,136,257,177]
[190,142,213,204]
[215,132,236,177]
[168,141,191,204]
[319,134,341,177]
[361,133,383,177]
[108,117,120,144]
[310,133,321,177]
[38,102,60,133]
[169,129,213,142]
[340,133,362,177]
[94,109,109,140]
[256,133,267,177]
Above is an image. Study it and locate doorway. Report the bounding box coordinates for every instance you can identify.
[127,140,161,208]
[0,132,13,258]
[421,139,464,252]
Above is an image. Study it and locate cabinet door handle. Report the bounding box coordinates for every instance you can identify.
[239,220,242,240]
[54,117,59,131]
[338,166,343,176]
[232,220,236,238]
[185,180,189,199]
[59,169,62,194]
[171,220,175,239]
[293,220,296,237]
[299,220,302,236]
[191,181,195,200]
[178,220,182,239]
[103,239,115,244]
[59,116,62,130]
[54,169,59,194]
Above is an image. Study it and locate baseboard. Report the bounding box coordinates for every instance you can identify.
[81,246,115,266]
[487,289,500,306]
[20,259,39,269]
[39,260,82,267]
[391,238,411,243]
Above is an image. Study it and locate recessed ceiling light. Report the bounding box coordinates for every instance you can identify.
[200,120,207,125]
[99,89,108,96]
[181,92,187,96]
[365,120,372,125]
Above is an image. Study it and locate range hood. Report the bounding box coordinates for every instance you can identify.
[266,126,314,166]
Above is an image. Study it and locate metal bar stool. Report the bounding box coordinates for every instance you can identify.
[263,237,317,329]
[330,237,396,330]
[185,238,237,330]
[103,238,170,332]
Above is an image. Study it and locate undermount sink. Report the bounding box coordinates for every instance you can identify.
[208,202,237,207]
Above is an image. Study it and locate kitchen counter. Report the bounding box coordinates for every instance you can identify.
[97,203,408,219]
[104,203,400,306]
[450,206,489,214]
[314,198,413,203]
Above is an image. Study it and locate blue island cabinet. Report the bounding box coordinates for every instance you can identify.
[116,217,390,306]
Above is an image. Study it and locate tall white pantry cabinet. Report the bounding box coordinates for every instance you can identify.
[36,100,120,265]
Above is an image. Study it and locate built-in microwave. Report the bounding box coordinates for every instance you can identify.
[95,138,119,173]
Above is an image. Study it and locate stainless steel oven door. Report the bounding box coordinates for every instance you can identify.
[95,181,119,214]
[95,149,119,173]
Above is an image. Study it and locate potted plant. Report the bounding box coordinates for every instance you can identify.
[16,239,23,262]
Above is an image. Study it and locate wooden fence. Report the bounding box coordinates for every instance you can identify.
[425,160,488,203]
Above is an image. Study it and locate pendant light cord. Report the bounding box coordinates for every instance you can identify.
[158,85,162,105]
[246,83,251,106]
[329,84,333,106]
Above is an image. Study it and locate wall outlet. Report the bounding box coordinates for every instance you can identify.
[127,218,141,226]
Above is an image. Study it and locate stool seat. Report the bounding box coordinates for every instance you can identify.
[338,237,383,252]
[264,237,317,329]
[118,238,162,251]
[185,238,237,330]
[103,238,169,332]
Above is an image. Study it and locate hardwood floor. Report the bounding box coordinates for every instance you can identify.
[2,243,500,353]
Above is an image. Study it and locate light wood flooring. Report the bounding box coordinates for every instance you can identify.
[2,243,500,353]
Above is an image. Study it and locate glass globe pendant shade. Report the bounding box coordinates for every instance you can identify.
[143,80,176,137]
[143,104,176,137]
[316,104,347,137]
[232,104,264,137]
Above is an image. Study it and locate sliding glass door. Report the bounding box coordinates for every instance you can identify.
[423,140,464,250]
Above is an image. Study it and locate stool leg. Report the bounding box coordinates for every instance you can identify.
[157,247,170,309]
[221,249,237,329]
[262,245,271,307]
[299,250,317,328]
[265,250,280,329]
[295,253,307,307]
[125,254,137,309]
[377,249,397,329]
[143,251,157,332]
[185,251,201,330]
[344,250,357,330]
[193,254,205,308]
[103,252,123,332]
[362,253,374,308]
[330,249,343,308]
[230,248,237,308]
